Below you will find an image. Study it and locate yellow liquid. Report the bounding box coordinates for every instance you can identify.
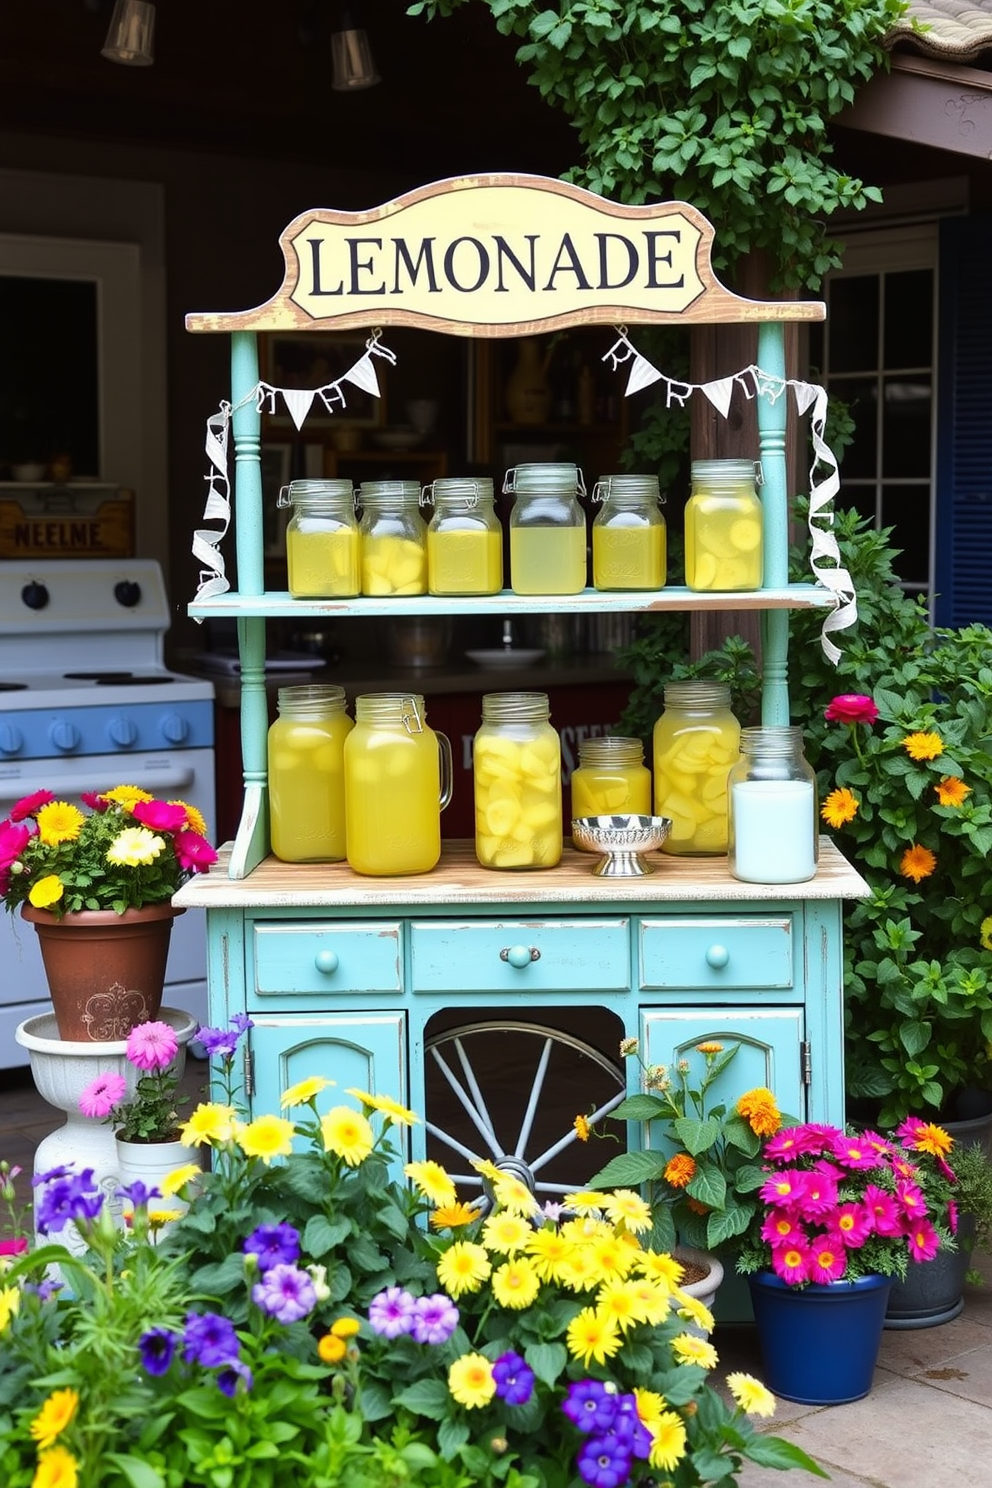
[344,725,442,874]
[361,534,428,596]
[570,765,652,841]
[268,712,354,861]
[510,526,587,595]
[653,714,740,854]
[286,525,360,598]
[474,728,562,869]
[428,527,503,595]
[684,492,762,591]
[592,520,666,590]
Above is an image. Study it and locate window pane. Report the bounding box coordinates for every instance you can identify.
[839,482,877,526]
[827,277,879,372]
[881,484,930,585]
[882,377,931,478]
[884,270,933,369]
[0,277,99,476]
[830,377,877,478]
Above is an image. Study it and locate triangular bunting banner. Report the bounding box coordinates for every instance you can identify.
[700,377,736,418]
[625,353,664,397]
[281,388,316,430]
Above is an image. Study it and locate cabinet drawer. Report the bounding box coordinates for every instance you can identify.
[410,918,630,994]
[638,916,794,992]
[251,920,402,1001]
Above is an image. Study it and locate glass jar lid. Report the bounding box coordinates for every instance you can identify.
[425,477,495,509]
[503,462,586,496]
[662,681,733,709]
[481,691,551,724]
[276,683,348,716]
[278,479,356,509]
[690,459,762,486]
[592,474,663,505]
[576,735,645,766]
[358,480,424,508]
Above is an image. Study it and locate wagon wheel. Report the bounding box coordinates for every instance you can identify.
[423,1019,627,1206]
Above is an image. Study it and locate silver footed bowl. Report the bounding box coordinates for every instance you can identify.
[571,814,673,877]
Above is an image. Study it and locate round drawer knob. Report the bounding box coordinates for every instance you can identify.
[705,944,730,969]
[500,944,541,969]
[314,949,340,975]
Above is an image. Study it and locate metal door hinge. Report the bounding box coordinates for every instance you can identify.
[800,1040,812,1086]
[244,1044,255,1099]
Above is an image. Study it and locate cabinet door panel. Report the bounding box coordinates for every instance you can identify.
[252,921,402,1003]
[638,916,795,995]
[639,1008,805,1123]
[410,918,630,994]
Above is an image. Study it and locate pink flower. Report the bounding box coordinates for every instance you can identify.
[80,791,110,811]
[829,1133,881,1171]
[126,1020,179,1071]
[760,1210,805,1250]
[796,1169,839,1222]
[808,1235,848,1284]
[895,1180,928,1223]
[906,1218,940,1263]
[832,1202,872,1248]
[762,1124,825,1163]
[948,1199,959,1236]
[0,1237,28,1256]
[79,1071,128,1119]
[824,694,879,725]
[9,789,54,821]
[174,831,219,874]
[0,819,31,867]
[133,799,190,834]
[771,1239,810,1286]
[863,1183,903,1236]
[759,1169,806,1208]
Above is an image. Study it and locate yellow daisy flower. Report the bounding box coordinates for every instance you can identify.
[30,1388,79,1450]
[565,1306,622,1366]
[633,1387,666,1427]
[603,1188,652,1233]
[159,1162,202,1197]
[903,731,944,760]
[236,1113,296,1164]
[169,798,208,836]
[179,1102,237,1146]
[28,874,65,909]
[320,1106,373,1166]
[430,1201,482,1230]
[671,1332,718,1369]
[492,1174,540,1215]
[981,915,992,952]
[481,1211,533,1254]
[635,1250,684,1292]
[31,1444,79,1488]
[404,1159,457,1206]
[448,1352,496,1409]
[345,1088,419,1125]
[436,1241,491,1298]
[525,1226,574,1281]
[491,1257,541,1309]
[556,1245,600,1292]
[589,1233,637,1283]
[726,1372,776,1417]
[106,827,165,868]
[821,787,859,828]
[934,776,971,808]
[596,1279,645,1331]
[566,1190,607,1215]
[280,1075,334,1108]
[101,784,153,808]
[627,1277,670,1325]
[648,1411,688,1473]
[470,1156,504,1183]
[0,1285,21,1332]
[899,843,937,883]
[35,801,85,846]
[675,1291,714,1334]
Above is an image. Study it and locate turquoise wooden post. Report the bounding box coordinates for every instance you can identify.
[756,321,790,725]
[229,330,270,878]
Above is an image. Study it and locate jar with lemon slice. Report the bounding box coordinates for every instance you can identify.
[358,480,428,596]
[473,692,562,870]
[652,682,741,855]
[570,736,652,844]
[684,458,763,592]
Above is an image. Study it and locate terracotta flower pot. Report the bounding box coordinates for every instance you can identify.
[21,901,185,1042]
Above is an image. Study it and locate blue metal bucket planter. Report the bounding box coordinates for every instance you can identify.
[747,1270,893,1405]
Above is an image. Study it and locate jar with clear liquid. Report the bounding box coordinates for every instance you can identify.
[267,684,353,862]
[358,480,428,596]
[281,480,360,598]
[591,474,667,591]
[653,682,741,854]
[344,693,452,875]
[570,736,652,843]
[684,458,763,592]
[729,726,818,884]
[426,477,503,595]
[473,692,562,869]
[505,462,587,595]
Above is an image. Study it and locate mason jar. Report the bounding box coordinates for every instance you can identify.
[281,479,360,598]
[684,458,763,592]
[426,477,503,595]
[591,474,666,591]
[570,736,652,843]
[729,726,818,884]
[344,693,452,875]
[267,684,353,862]
[652,682,741,854]
[473,692,562,869]
[505,462,587,595]
[357,480,428,596]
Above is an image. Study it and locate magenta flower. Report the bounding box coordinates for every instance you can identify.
[760,1211,805,1250]
[174,830,219,873]
[126,1021,179,1071]
[9,789,54,821]
[0,819,31,866]
[759,1169,807,1208]
[948,1199,959,1236]
[808,1236,848,1284]
[80,791,110,811]
[771,1240,810,1285]
[824,694,879,725]
[796,1169,839,1222]
[906,1218,941,1263]
[832,1202,872,1248]
[829,1132,881,1171]
[79,1071,128,1119]
[862,1183,903,1236]
[133,799,190,833]
[0,1237,28,1257]
[895,1180,928,1223]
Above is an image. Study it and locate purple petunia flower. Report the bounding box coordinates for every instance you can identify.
[492,1351,535,1406]
[576,1433,632,1488]
[243,1222,301,1272]
[139,1327,178,1376]
[231,1013,253,1036]
[117,1180,161,1209]
[32,1164,74,1186]
[367,1285,417,1339]
[562,1379,620,1435]
[183,1311,240,1368]
[251,1263,317,1325]
[34,1168,104,1234]
[410,1292,459,1346]
[196,1025,240,1059]
[216,1359,254,1396]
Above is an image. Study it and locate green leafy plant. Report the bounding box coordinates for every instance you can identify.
[953,1141,992,1284]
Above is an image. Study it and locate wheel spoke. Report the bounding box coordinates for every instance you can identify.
[428,1043,503,1159]
[423,1118,491,1169]
[512,1035,552,1159]
[527,1089,628,1175]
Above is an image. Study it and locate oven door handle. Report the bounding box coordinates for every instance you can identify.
[0,765,197,806]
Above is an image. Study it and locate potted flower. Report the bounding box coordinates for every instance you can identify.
[735,1118,953,1404]
[0,784,218,1039]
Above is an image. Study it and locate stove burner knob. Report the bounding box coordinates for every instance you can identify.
[50,720,81,752]
[21,580,50,610]
[160,712,190,744]
[0,723,23,755]
[108,715,138,748]
[114,580,142,608]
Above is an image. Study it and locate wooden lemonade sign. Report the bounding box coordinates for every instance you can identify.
[186,175,821,336]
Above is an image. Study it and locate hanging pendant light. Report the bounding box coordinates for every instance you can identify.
[330,8,380,91]
[101,0,156,67]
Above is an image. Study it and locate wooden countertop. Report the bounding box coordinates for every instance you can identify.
[174,837,870,909]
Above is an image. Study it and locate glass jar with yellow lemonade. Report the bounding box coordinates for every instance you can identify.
[684,458,763,592]
[344,693,452,875]
[267,684,354,862]
[505,462,587,595]
[426,477,503,595]
[570,736,652,843]
[474,692,562,869]
[281,479,360,598]
[358,481,428,596]
[652,682,741,855]
[591,474,666,591]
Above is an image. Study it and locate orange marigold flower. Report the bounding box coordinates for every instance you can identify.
[695,1041,724,1055]
[934,776,971,808]
[736,1086,781,1137]
[902,731,943,761]
[899,844,937,883]
[821,787,859,828]
[685,1197,710,1214]
[573,1114,591,1143]
[664,1153,696,1189]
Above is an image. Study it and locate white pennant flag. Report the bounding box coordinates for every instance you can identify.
[281,388,316,430]
[625,352,664,397]
[701,377,736,418]
[342,350,383,398]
